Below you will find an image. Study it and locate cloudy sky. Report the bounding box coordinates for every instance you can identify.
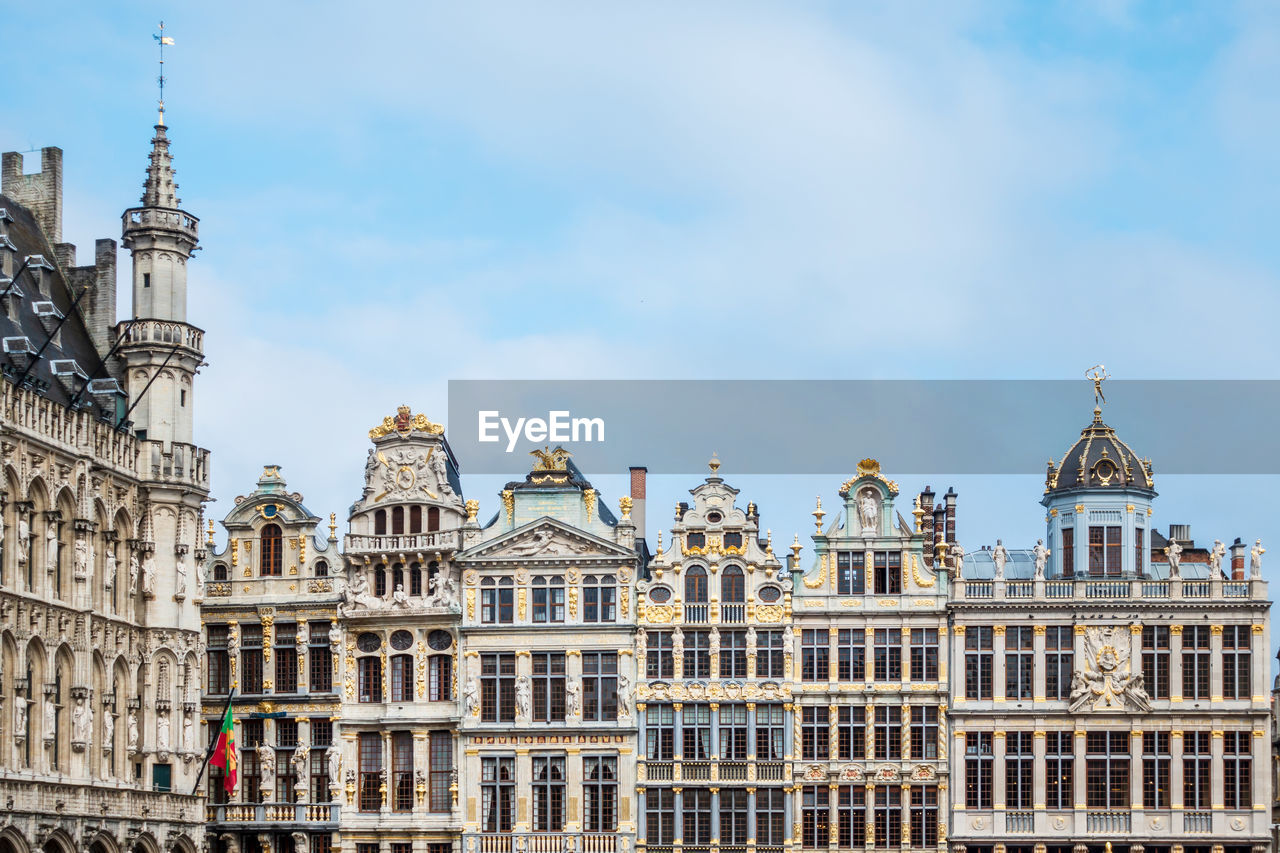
[5,1,1280,611]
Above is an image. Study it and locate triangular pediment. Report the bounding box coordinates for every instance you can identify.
[461,516,633,561]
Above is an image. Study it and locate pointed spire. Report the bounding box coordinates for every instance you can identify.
[141,123,181,209]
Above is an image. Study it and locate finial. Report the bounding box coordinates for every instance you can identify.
[619,496,633,521]
[790,534,802,560]
[765,529,773,556]
[206,519,214,547]
[1085,364,1109,412]
[911,495,926,534]
[812,496,826,533]
[656,530,664,559]
[328,512,337,539]
[708,452,720,474]
[153,21,175,126]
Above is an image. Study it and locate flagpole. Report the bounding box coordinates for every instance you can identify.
[192,688,235,796]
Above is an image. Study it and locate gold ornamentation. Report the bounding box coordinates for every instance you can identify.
[307,579,333,593]
[646,604,675,624]
[369,405,444,439]
[813,496,825,533]
[838,458,900,497]
[518,588,528,621]
[803,553,828,589]
[466,589,476,620]
[909,553,935,588]
[328,513,337,538]
[619,496,633,520]
[620,589,630,619]
[464,499,479,522]
[416,641,427,698]
[568,585,579,619]
[502,490,514,524]
[755,604,784,623]
[530,445,572,471]
[583,488,596,522]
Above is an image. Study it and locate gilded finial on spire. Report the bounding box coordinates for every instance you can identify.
[655,529,664,559]
[765,528,773,556]
[153,21,175,126]
[812,496,825,533]
[328,512,337,540]
[1085,364,1109,417]
[708,452,720,474]
[790,534,802,560]
[206,519,214,547]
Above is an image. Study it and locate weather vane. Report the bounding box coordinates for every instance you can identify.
[154,21,175,125]
[1085,364,1109,408]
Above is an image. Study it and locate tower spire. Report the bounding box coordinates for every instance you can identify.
[154,21,174,126]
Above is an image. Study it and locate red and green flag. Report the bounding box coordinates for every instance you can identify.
[207,702,237,794]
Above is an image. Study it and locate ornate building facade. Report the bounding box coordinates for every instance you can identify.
[948,404,1272,853]
[1,119,209,853]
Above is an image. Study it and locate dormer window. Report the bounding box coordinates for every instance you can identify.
[374,509,387,535]
[1088,525,1122,576]
[260,523,283,576]
[723,531,743,549]
[686,532,705,550]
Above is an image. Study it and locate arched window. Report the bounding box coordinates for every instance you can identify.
[429,655,453,701]
[721,565,745,603]
[409,506,422,534]
[410,563,423,596]
[532,576,566,623]
[390,654,413,702]
[392,507,405,535]
[260,524,282,576]
[374,565,387,597]
[374,510,387,536]
[481,578,515,624]
[427,561,440,597]
[314,560,328,578]
[392,563,405,594]
[358,657,383,703]
[583,575,617,623]
[212,562,229,581]
[685,566,708,603]
[428,507,440,532]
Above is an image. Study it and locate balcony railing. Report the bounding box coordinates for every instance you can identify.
[1045,581,1073,598]
[645,762,674,781]
[1142,581,1169,597]
[683,761,712,780]
[684,604,709,623]
[757,762,786,781]
[473,835,618,853]
[720,762,748,781]
[115,318,204,354]
[1184,581,1211,598]
[1006,581,1033,598]
[1005,811,1034,833]
[345,530,462,553]
[957,576,1266,602]
[1086,581,1129,598]
[1183,811,1212,833]
[720,604,746,623]
[967,581,993,599]
[206,802,339,825]
[1086,811,1130,833]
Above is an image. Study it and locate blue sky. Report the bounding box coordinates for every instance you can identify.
[5,1,1280,636]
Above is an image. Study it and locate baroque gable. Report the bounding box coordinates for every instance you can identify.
[460,516,634,564]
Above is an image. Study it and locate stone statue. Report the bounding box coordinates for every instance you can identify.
[326,745,342,785]
[14,694,27,735]
[709,627,720,656]
[43,692,56,737]
[565,677,581,718]
[781,628,794,658]
[1164,538,1183,578]
[17,514,30,565]
[1032,539,1051,579]
[616,671,631,719]
[1208,540,1227,579]
[73,538,89,581]
[182,713,194,753]
[1251,539,1265,580]
[328,622,341,648]
[292,833,308,853]
[340,570,383,615]
[1071,625,1151,712]
[635,627,647,658]
[745,626,756,652]
[72,694,92,744]
[950,543,965,578]
[292,740,309,779]
[105,550,117,591]
[127,708,139,751]
[45,522,58,574]
[672,627,684,656]
[430,447,453,496]
[991,540,1008,580]
[858,490,878,534]
[175,552,188,597]
[141,552,156,597]
[103,708,115,751]
[156,707,171,754]
[441,575,459,610]
[515,675,531,718]
[464,675,480,716]
[391,583,410,608]
[129,553,140,595]
[258,744,276,794]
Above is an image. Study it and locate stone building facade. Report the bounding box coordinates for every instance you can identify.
[1,120,209,853]
[791,461,954,853]
[947,406,1272,853]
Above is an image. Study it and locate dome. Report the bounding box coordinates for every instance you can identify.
[1044,408,1155,496]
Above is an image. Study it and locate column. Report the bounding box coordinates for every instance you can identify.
[674,703,684,782]
[952,626,965,700]
[381,731,391,815]
[297,618,309,694]
[992,626,1007,703]
[900,783,911,849]
[515,747,530,831]
[711,703,721,782]
[1251,728,1267,811]
[864,626,874,684]
[829,627,839,685]
[829,704,839,762]
[711,788,721,845]
[901,626,911,688]
[783,703,794,765]
[993,731,1006,811]
[1032,626,1046,703]
[1210,730,1225,811]
[1209,626,1224,703]
[1250,624,1266,704]
[1129,730,1143,812]
[414,732,429,813]
[1169,625,1184,703]
[1072,730,1086,810]
[637,787,647,847]
[1170,730,1184,809]
[673,787,684,846]
[1032,731,1047,810]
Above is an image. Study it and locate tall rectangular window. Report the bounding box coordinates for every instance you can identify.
[481,653,516,723]
[1045,731,1074,809]
[755,704,785,761]
[1223,731,1252,810]
[801,706,827,761]
[358,733,382,812]
[429,654,452,702]
[646,704,674,760]
[837,629,866,682]
[964,626,993,699]
[390,654,413,702]
[241,626,264,694]
[873,628,902,682]
[683,788,712,846]
[1086,731,1130,808]
[645,788,675,845]
[873,785,901,849]
[531,652,566,722]
[1006,731,1034,809]
[757,630,785,679]
[837,706,863,761]
[1222,625,1251,700]
[1062,527,1075,577]
[1134,527,1145,575]
[582,652,617,721]
[391,732,413,812]
[207,625,230,694]
[1183,730,1210,809]
[719,704,748,761]
[873,550,902,595]
[683,704,711,760]
[275,623,298,694]
[1142,626,1170,700]
[646,631,674,680]
[837,551,865,595]
[309,621,332,693]
[531,755,566,831]
[910,628,938,682]
[429,732,452,812]
[685,630,711,680]
[838,785,865,849]
[1005,626,1034,700]
[1142,731,1170,809]
[276,719,298,801]
[965,731,993,808]
[357,657,382,703]
[583,755,617,832]
[802,630,829,682]
[1088,525,1122,576]
[241,719,264,801]
[910,705,938,760]
[480,756,515,832]
[719,630,748,678]
[910,786,938,848]
[1045,626,1073,701]
[801,785,829,849]
[874,705,901,761]
[1183,626,1211,700]
[719,788,749,846]
[757,787,787,847]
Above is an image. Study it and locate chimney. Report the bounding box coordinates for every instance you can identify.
[629,466,647,542]
[1,147,63,244]
[944,487,957,544]
[1168,524,1191,545]
[1230,537,1245,580]
[919,486,936,565]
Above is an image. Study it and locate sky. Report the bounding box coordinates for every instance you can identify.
[5,1,1280,644]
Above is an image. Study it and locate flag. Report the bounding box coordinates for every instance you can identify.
[155,35,175,45]
[207,702,237,794]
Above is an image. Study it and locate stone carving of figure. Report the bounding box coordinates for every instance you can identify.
[515,675,531,718]
[45,522,58,574]
[991,540,1008,580]
[257,744,276,794]
[341,570,383,615]
[364,449,379,488]
[292,833,308,853]
[781,628,794,659]
[292,740,309,780]
[141,553,156,597]
[182,713,195,753]
[129,553,140,595]
[858,490,878,534]
[328,622,341,649]
[43,692,56,736]
[565,677,581,718]
[1251,539,1265,580]
[391,583,410,608]
[14,694,27,735]
[745,626,756,653]
[127,708,139,751]
[326,745,342,786]
[105,549,116,591]
[672,627,684,656]
[616,671,632,719]
[17,514,30,565]
[709,627,720,656]
[175,552,188,597]
[464,675,480,716]
[103,707,115,752]
[430,447,454,497]
[1208,540,1227,579]
[1071,625,1151,712]
[72,694,92,744]
[635,627,647,658]
[73,538,89,581]
[950,543,966,578]
[441,575,459,610]
[195,556,205,596]
[156,707,171,754]
[1164,538,1183,578]
[1032,539,1051,579]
